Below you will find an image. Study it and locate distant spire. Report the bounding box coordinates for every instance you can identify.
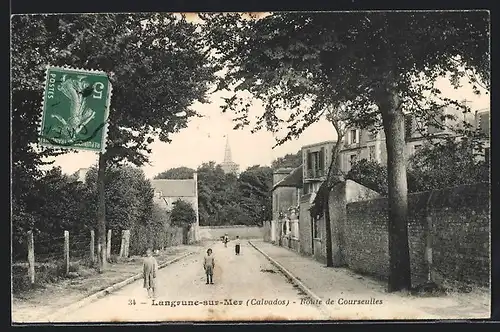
[221,134,239,175]
[224,135,232,162]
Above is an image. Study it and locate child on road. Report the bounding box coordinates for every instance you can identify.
[143,248,158,299]
[234,236,241,255]
[204,248,215,284]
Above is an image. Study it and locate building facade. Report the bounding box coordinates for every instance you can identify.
[150,173,200,242]
[301,140,337,195]
[338,106,491,173]
[271,167,302,249]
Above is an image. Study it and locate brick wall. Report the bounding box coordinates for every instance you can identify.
[345,182,490,287]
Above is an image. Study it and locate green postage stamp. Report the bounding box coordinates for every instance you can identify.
[38,66,112,153]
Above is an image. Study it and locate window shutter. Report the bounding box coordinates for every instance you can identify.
[319,147,325,171]
[307,150,312,170]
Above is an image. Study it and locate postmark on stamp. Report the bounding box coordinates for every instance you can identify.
[38,66,112,153]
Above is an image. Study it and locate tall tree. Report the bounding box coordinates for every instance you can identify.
[408,138,489,192]
[12,13,216,271]
[238,165,273,225]
[203,11,489,291]
[272,151,302,169]
[11,15,72,242]
[154,167,196,179]
[170,199,197,244]
[346,159,389,196]
[196,161,235,225]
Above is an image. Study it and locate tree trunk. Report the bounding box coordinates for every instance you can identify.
[322,137,341,267]
[379,85,412,292]
[97,153,107,273]
[323,127,345,267]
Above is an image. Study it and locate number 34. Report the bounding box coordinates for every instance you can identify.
[128,299,136,305]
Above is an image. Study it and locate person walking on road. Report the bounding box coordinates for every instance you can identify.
[234,236,241,255]
[204,248,215,285]
[143,248,158,299]
[223,233,229,248]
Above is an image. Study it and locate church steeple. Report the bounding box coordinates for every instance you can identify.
[224,135,232,163]
[220,134,239,175]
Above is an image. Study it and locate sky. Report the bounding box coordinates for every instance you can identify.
[45,73,489,180]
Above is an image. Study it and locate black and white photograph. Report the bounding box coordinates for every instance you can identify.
[10,10,491,323]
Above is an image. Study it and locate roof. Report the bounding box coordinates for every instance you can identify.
[272,165,303,191]
[150,179,196,197]
[301,140,337,150]
[273,167,295,174]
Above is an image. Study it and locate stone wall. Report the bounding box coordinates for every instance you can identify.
[262,221,272,242]
[198,225,264,240]
[344,182,490,287]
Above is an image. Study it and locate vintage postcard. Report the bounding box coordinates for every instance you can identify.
[11,11,491,323]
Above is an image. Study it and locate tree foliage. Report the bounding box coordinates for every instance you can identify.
[271,150,302,169]
[84,165,154,230]
[170,199,197,228]
[12,167,92,260]
[346,137,489,195]
[202,11,489,291]
[408,138,489,192]
[11,14,216,269]
[163,161,274,226]
[238,165,273,224]
[154,167,195,179]
[346,159,389,196]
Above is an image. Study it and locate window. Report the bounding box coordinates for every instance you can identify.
[428,108,445,134]
[350,154,357,167]
[350,129,358,144]
[477,113,490,137]
[319,147,325,171]
[405,114,414,140]
[414,144,422,153]
[369,146,376,161]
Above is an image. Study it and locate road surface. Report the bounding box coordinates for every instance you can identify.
[56,240,328,322]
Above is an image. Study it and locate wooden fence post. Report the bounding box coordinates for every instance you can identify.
[90,230,95,263]
[124,230,130,258]
[64,230,69,275]
[119,230,125,257]
[107,229,112,261]
[27,230,35,284]
[97,242,102,267]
